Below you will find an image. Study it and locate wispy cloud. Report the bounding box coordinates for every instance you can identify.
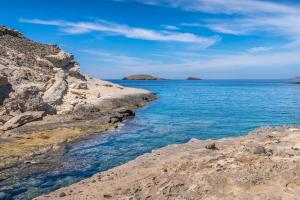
[130,0,297,15]
[81,49,160,66]
[81,48,300,79]
[247,46,273,53]
[19,18,218,47]
[126,0,300,45]
[161,25,179,30]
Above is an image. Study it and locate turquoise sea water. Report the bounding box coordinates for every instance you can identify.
[3,80,300,199]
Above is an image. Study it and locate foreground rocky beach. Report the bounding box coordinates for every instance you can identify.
[36,125,300,199]
[0,25,156,187]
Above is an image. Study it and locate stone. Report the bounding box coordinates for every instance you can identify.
[292,143,300,150]
[43,69,67,105]
[45,50,73,69]
[103,84,113,87]
[253,146,266,154]
[205,143,218,150]
[1,111,44,130]
[77,82,88,90]
[0,75,8,86]
[58,192,66,197]
[4,84,46,113]
[0,192,7,200]
[0,115,12,123]
[103,193,112,198]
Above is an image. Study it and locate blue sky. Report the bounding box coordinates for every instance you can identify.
[1,0,300,79]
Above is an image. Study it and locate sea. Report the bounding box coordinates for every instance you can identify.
[3,80,300,199]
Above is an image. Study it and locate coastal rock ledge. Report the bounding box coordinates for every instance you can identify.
[0,26,156,169]
[37,126,300,200]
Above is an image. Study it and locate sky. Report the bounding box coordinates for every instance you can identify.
[1,0,300,79]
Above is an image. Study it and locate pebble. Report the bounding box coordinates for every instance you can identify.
[292,144,300,150]
[205,143,218,150]
[253,146,266,155]
[59,192,66,197]
[103,193,112,198]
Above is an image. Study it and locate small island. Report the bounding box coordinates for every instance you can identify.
[187,77,202,80]
[289,76,300,80]
[289,82,300,84]
[123,74,165,80]
[288,76,300,84]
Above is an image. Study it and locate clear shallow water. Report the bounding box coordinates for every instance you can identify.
[3,80,300,199]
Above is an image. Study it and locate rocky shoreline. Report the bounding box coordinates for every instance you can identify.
[36,125,300,200]
[0,94,155,170]
[0,25,157,193]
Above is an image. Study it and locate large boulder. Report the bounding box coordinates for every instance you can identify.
[45,50,74,69]
[1,111,44,130]
[4,84,46,113]
[42,69,67,105]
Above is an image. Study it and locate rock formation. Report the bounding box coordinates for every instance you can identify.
[123,74,165,80]
[289,82,300,85]
[187,76,202,80]
[0,25,155,131]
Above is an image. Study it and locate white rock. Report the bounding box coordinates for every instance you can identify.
[1,111,44,130]
[43,69,67,105]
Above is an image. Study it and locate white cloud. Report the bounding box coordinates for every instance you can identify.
[161,25,179,30]
[127,0,300,45]
[131,0,297,15]
[81,49,159,67]
[247,46,273,53]
[81,48,300,76]
[19,18,218,47]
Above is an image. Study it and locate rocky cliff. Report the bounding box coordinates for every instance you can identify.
[0,26,155,131]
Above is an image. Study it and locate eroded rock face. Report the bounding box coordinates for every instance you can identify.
[0,25,64,119]
[0,26,97,126]
[0,25,155,130]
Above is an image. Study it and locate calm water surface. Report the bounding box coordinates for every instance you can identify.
[3,80,300,199]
